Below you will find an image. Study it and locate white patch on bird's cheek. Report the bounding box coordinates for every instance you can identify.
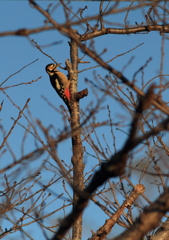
[49,65,56,71]
[47,71,54,76]
[47,65,55,73]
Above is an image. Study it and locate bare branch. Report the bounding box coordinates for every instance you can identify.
[0,59,38,87]
[113,189,169,240]
[0,98,31,150]
[90,184,145,240]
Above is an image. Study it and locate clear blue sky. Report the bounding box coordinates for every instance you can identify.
[0,1,169,240]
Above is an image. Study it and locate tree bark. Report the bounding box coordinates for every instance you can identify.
[69,30,84,240]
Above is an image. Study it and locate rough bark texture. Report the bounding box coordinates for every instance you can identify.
[149,218,169,240]
[113,189,169,240]
[69,30,84,240]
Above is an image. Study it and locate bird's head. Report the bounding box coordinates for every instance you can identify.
[45,64,57,76]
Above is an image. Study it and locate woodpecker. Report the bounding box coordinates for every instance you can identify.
[45,63,70,108]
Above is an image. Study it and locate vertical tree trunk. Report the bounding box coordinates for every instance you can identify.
[69,31,84,240]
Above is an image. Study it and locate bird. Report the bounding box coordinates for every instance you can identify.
[45,63,71,109]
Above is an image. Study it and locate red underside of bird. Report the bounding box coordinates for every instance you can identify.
[65,88,70,101]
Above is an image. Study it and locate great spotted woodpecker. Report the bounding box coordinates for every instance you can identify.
[45,64,71,108]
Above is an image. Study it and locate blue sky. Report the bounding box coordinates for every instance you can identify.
[1,1,169,240]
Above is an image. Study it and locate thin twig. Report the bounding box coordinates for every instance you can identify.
[0,98,31,150]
